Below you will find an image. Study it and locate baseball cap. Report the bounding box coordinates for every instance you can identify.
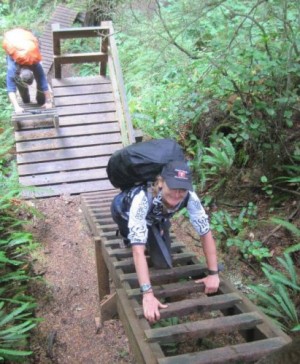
[20,68,34,85]
[161,160,193,191]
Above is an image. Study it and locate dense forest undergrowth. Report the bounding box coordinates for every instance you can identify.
[0,0,299,362]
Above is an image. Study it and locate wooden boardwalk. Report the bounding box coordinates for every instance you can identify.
[81,190,292,364]
[16,76,120,197]
[13,18,132,198]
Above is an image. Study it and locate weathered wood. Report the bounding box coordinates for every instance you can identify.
[127,280,206,299]
[102,21,135,145]
[113,252,197,273]
[58,112,117,126]
[18,156,110,176]
[135,293,242,319]
[17,143,122,164]
[54,52,108,65]
[54,93,114,106]
[145,312,263,344]
[100,292,117,323]
[54,84,113,96]
[12,109,59,131]
[53,26,109,78]
[81,191,291,364]
[19,167,108,186]
[15,123,119,142]
[22,179,114,198]
[57,102,116,116]
[53,26,110,39]
[52,76,110,87]
[120,264,207,286]
[16,133,121,152]
[157,337,288,364]
[94,237,110,300]
[108,241,186,260]
[100,26,108,76]
[117,289,163,364]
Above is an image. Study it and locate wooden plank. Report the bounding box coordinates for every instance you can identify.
[19,167,108,186]
[52,76,110,87]
[108,242,186,260]
[103,21,135,144]
[100,292,117,322]
[15,123,119,141]
[120,264,207,286]
[53,83,113,96]
[127,281,205,299]
[157,337,288,364]
[135,293,242,319]
[17,143,122,164]
[145,312,263,344]
[57,103,115,116]
[94,237,110,300]
[81,190,117,201]
[116,289,163,364]
[54,93,114,106]
[54,52,107,64]
[53,26,109,40]
[113,252,197,273]
[16,133,121,152]
[22,179,114,198]
[18,156,110,175]
[58,112,117,126]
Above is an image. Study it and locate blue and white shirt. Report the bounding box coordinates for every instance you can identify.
[125,188,210,245]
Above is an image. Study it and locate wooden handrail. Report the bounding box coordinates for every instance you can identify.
[102,21,135,146]
[52,22,135,146]
[52,25,110,78]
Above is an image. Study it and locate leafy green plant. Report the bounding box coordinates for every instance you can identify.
[227,238,271,262]
[0,300,38,362]
[249,253,300,332]
[270,217,300,255]
[153,316,179,355]
[199,136,236,191]
[260,176,274,199]
[210,204,256,240]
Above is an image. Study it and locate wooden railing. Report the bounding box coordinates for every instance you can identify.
[52,23,135,145]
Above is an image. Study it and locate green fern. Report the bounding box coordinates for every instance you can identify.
[0,301,38,362]
[249,253,299,331]
[202,136,236,176]
[271,217,300,237]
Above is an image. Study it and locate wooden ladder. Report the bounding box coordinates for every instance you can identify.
[81,190,291,364]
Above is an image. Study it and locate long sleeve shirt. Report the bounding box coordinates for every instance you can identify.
[6,56,49,92]
[127,189,210,245]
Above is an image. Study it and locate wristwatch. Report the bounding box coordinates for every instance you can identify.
[140,283,152,293]
[208,269,219,275]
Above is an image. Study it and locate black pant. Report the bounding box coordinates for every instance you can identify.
[16,80,45,105]
[111,194,172,269]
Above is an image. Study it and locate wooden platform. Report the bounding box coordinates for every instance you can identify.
[81,191,291,364]
[39,5,78,75]
[16,76,121,198]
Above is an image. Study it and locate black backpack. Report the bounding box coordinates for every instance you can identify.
[106,139,185,190]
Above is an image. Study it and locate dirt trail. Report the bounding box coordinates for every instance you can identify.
[28,195,135,364]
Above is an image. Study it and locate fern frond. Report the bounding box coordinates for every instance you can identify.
[271,217,300,237]
[285,243,300,254]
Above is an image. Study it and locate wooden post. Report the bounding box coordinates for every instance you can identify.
[94,237,110,300]
[100,31,108,76]
[52,23,61,78]
[100,292,117,323]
